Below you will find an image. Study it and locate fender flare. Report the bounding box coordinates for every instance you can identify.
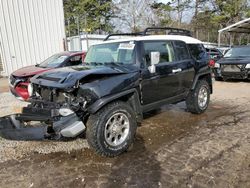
[191,69,212,91]
[87,89,143,121]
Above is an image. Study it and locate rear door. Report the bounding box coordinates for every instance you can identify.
[141,40,184,105]
[173,41,196,93]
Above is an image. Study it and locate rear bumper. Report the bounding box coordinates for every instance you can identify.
[0,105,85,140]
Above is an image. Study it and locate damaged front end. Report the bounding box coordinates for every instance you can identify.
[0,63,138,141]
[0,86,90,141]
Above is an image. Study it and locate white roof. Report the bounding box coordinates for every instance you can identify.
[218,17,250,33]
[101,35,202,45]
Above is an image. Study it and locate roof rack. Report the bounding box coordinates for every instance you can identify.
[103,32,144,41]
[104,27,192,41]
[143,27,192,36]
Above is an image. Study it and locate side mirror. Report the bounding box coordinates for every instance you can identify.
[148,51,160,74]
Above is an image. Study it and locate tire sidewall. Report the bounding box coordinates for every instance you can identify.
[195,80,210,113]
[96,103,137,154]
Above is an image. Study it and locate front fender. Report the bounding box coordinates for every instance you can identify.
[87,88,143,122]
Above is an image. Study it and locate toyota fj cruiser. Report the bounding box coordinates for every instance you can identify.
[0,28,212,157]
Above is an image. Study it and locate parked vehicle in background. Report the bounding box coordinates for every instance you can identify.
[206,48,223,62]
[9,51,86,100]
[217,47,230,56]
[1,27,213,157]
[213,45,250,81]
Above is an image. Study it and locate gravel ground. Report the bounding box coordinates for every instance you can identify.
[0,81,250,187]
[0,92,88,163]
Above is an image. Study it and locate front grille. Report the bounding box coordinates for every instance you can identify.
[34,85,66,103]
[40,88,52,101]
[221,64,243,72]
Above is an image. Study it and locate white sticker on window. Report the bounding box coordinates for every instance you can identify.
[118,43,135,50]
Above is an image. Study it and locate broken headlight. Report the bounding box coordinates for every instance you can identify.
[28,83,33,96]
[245,64,250,69]
[59,108,74,116]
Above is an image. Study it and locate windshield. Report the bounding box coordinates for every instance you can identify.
[84,41,136,65]
[39,54,69,68]
[224,47,250,58]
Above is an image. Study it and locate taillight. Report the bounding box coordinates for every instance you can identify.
[208,59,215,67]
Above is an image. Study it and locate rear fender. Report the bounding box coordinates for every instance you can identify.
[192,69,213,94]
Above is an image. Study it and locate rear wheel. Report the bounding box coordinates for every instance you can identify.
[186,80,210,114]
[86,101,137,157]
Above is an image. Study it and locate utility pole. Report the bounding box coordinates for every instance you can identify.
[76,16,82,51]
[84,14,89,50]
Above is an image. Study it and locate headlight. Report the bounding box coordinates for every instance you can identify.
[214,63,220,68]
[28,83,33,96]
[245,64,250,69]
[59,108,74,116]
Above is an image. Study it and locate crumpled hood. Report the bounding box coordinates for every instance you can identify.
[218,57,250,65]
[12,65,52,77]
[30,64,138,89]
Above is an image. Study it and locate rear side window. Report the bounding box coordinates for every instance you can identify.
[143,41,175,66]
[188,44,207,61]
[173,41,190,60]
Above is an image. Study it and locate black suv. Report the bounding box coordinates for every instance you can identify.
[0,28,212,156]
[213,45,250,81]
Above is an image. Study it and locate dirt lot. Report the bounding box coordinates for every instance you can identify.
[0,78,250,188]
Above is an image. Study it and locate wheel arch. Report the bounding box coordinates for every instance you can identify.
[192,71,213,94]
[87,88,143,122]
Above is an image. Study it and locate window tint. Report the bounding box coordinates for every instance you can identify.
[67,55,82,66]
[188,44,207,61]
[143,41,175,66]
[173,41,190,60]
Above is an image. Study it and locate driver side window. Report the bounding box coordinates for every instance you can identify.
[143,41,175,66]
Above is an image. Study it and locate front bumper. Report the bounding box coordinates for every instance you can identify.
[213,66,250,80]
[0,105,85,141]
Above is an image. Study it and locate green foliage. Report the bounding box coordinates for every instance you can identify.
[211,0,249,26]
[151,2,173,26]
[63,0,114,36]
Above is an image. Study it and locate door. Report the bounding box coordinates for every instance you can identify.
[141,40,184,105]
[173,41,195,93]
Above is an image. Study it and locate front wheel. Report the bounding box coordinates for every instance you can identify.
[86,101,137,157]
[186,80,210,114]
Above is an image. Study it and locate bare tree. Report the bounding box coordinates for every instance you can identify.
[113,0,157,32]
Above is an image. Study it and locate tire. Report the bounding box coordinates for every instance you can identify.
[186,79,210,114]
[86,101,137,157]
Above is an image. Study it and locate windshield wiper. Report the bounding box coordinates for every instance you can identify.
[35,64,47,68]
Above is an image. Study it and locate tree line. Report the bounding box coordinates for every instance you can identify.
[63,0,250,45]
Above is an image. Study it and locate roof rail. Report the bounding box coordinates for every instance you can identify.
[143,27,192,36]
[104,27,192,41]
[104,32,144,41]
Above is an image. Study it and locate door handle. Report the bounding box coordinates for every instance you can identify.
[172,68,182,73]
